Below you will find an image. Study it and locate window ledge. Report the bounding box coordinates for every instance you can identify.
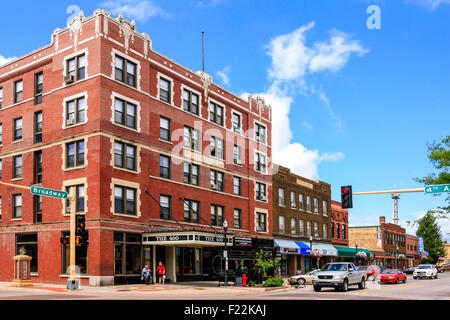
[64,166,86,172]
[11,218,22,221]
[11,178,23,182]
[11,139,23,144]
[113,166,138,175]
[112,122,139,133]
[63,122,87,130]
[159,138,173,145]
[113,213,140,219]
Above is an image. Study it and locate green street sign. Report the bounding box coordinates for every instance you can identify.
[424,184,450,194]
[31,186,69,199]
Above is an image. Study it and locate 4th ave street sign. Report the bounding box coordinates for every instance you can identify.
[424,184,450,194]
[31,186,69,199]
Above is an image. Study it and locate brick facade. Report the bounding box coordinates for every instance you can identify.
[330,200,349,247]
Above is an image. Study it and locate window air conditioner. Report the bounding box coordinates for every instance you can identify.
[64,74,75,84]
[66,118,74,126]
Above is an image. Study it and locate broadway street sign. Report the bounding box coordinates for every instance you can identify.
[31,186,69,199]
[424,184,450,194]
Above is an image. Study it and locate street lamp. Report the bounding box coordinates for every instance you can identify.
[396,246,399,269]
[223,220,229,287]
[309,236,313,271]
[355,242,359,266]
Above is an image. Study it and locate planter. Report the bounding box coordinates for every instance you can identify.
[356,251,367,259]
[310,248,323,258]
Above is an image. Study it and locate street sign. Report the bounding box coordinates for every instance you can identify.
[424,184,450,194]
[31,186,69,199]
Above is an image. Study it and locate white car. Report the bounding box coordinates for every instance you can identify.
[413,264,438,279]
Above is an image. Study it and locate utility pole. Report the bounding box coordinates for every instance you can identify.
[68,186,78,289]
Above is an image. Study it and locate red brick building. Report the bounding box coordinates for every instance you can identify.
[330,200,349,248]
[406,234,421,268]
[0,10,273,286]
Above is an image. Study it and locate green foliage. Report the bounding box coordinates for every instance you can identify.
[248,281,256,287]
[255,249,278,277]
[416,211,446,264]
[262,277,284,287]
[415,136,450,214]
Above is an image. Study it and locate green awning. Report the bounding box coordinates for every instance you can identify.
[335,246,375,259]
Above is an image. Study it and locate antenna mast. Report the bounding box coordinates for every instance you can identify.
[202,31,205,72]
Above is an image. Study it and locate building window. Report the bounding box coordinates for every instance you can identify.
[331,222,334,238]
[299,194,304,210]
[211,204,224,227]
[291,218,297,235]
[114,141,136,171]
[13,194,22,219]
[314,198,319,214]
[35,72,43,104]
[306,196,312,212]
[115,55,136,87]
[160,116,171,141]
[0,197,2,220]
[210,136,224,159]
[13,155,22,179]
[255,122,266,144]
[16,234,38,273]
[34,111,43,143]
[233,145,242,165]
[323,200,328,216]
[342,224,346,240]
[159,77,171,103]
[160,155,171,179]
[209,101,224,126]
[234,209,242,229]
[13,117,22,140]
[184,126,200,151]
[255,152,267,173]
[66,140,85,169]
[14,80,23,104]
[0,87,3,108]
[66,97,86,126]
[278,188,285,206]
[256,212,267,232]
[307,221,312,237]
[34,151,42,184]
[65,185,85,213]
[233,177,241,196]
[0,123,2,145]
[183,162,199,186]
[299,220,305,236]
[62,231,89,275]
[114,186,136,216]
[232,112,241,133]
[160,195,171,220]
[290,191,296,208]
[0,159,2,180]
[184,199,199,223]
[34,196,42,223]
[314,222,319,237]
[337,223,340,239]
[279,216,285,234]
[255,182,267,201]
[114,98,136,129]
[210,170,224,192]
[323,224,328,239]
[183,89,199,115]
[67,54,86,81]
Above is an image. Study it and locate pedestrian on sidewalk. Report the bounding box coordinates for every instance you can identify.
[157,261,166,284]
[142,265,152,285]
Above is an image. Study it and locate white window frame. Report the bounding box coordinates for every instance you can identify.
[208,97,226,128]
[111,49,141,91]
[62,92,88,129]
[254,120,267,144]
[110,92,141,133]
[63,48,89,87]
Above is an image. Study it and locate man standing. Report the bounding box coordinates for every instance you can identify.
[157,261,166,284]
[142,265,152,285]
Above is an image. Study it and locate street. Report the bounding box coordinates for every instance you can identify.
[0,272,448,300]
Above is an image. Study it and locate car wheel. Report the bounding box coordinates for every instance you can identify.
[404,277,407,283]
[358,278,366,289]
[297,278,306,286]
[313,285,321,292]
[396,278,399,284]
[435,274,438,279]
[341,280,348,292]
[413,277,417,280]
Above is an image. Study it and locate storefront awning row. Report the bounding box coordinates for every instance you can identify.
[274,239,337,256]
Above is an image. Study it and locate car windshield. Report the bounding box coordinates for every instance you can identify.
[382,270,397,274]
[306,270,317,276]
[321,264,348,271]
[417,265,431,269]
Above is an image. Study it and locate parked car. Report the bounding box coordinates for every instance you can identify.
[288,270,319,286]
[413,264,438,279]
[436,264,450,273]
[357,265,380,280]
[402,267,416,275]
[379,269,407,284]
[312,262,367,292]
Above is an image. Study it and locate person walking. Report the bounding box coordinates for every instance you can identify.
[157,261,166,284]
[142,265,152,285]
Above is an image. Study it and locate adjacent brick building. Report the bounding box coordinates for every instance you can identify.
[405,234,420,267]
[349,216,407,268]
[0,9,273,286]
[272,165,336,276]
[330,200,349,247]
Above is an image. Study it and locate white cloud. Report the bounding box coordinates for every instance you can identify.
[0,54,17,67]
[196,0,225,8]
[300,121,314,132]
[99,0,169,22]
[216,66,231,86]
[406,0,450,10]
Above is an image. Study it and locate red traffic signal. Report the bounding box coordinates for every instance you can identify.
[341,186,353,209]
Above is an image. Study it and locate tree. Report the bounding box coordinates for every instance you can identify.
[416,211,445,264]
[415,135,450,214]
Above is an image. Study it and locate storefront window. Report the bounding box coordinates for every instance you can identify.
[176,247,202,275]
[16,233,38,273]
[114,232,142,276]
[62,231,88,274]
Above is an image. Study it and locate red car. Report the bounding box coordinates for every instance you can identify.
[379,269,407,284]
[357,265,380,279]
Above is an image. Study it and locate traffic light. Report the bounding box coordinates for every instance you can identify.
[60,236,70,245]
[341,186,353,209]
[75,214,87,237]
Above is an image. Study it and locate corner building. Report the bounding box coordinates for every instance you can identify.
[0,10,273,286]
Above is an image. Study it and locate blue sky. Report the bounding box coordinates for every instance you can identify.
[1,0,449,240]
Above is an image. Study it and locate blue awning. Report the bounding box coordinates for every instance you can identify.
[295,242,311,255]
[311,243,338,256]
[274,239,300,254]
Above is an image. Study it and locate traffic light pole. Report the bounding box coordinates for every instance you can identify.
[68,186,77,289]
